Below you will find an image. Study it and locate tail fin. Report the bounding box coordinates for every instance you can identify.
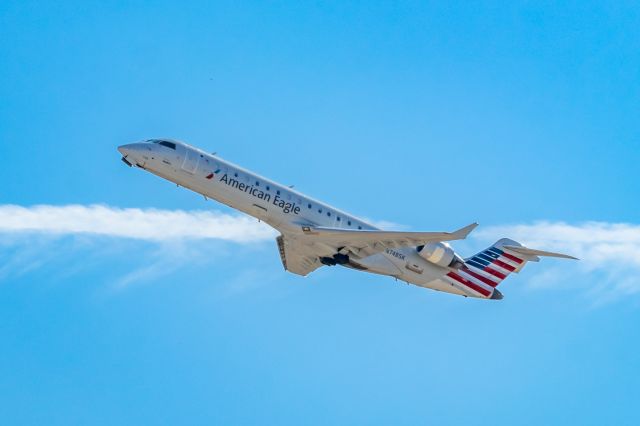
[446,238,577,300]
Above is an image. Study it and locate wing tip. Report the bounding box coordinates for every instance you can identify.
[452,222,479,240]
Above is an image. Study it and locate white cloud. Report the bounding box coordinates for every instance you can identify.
[367,219,408,231]
[0,204,278,289]
[0,204,276,243]
[2,206,640,303]
[475,221,640,268]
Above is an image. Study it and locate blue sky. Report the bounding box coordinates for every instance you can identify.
[1,1,640,424]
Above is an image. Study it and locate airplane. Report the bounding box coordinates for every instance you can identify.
[118,138,577,300]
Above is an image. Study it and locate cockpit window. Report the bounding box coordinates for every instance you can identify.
[147,139,177,150]
[158,141,176,150]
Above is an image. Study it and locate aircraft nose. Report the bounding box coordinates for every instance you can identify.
[118,143,141,167]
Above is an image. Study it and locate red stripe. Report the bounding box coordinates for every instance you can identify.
[462,267,499,287]
[501,252,523,264]
[447,272,491,297]
[493,259,515,272]
[497,256,520,268]
[483,267,506,280]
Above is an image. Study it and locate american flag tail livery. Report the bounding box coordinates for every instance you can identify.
[445,238,577,300]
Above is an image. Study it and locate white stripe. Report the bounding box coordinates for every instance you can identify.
[487,261,512,275]
[458,269,494,292]
[465,264,501,284]
[497,255,521,268]
[501,248,527,262]
[445,276,485,297]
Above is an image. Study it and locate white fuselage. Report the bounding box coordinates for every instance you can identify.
[118,140,468,297]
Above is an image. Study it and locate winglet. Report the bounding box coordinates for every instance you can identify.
[502,245,578,260]
[450,222,479,240]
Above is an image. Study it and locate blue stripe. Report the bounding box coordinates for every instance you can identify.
[483,250,500,260]
[470,256,490,266]
[478,253,495,263]
[467,259,487,269]
[488,247,504,256]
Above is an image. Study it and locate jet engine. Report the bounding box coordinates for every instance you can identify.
[416,242,463,268]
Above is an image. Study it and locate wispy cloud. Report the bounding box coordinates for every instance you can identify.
[0,204,277,289]
[476,221,640,268]
[475,222,640,303]
[0,204,276,242]
[1,205,640,303]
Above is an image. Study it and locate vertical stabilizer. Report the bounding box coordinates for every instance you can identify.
[443,238,576,299]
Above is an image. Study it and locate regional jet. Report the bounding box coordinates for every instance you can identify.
[118,139,576,300]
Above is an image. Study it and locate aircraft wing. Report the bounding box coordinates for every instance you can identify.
[276,223,478,276]
[301,223,477,257]
[276,235,323,276]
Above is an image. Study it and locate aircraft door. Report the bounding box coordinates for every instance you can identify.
[181,148,200,174]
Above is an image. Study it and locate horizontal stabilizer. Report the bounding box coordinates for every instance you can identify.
[502,245,578,260]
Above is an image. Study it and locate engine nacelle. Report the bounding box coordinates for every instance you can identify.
[416,242,461,268]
